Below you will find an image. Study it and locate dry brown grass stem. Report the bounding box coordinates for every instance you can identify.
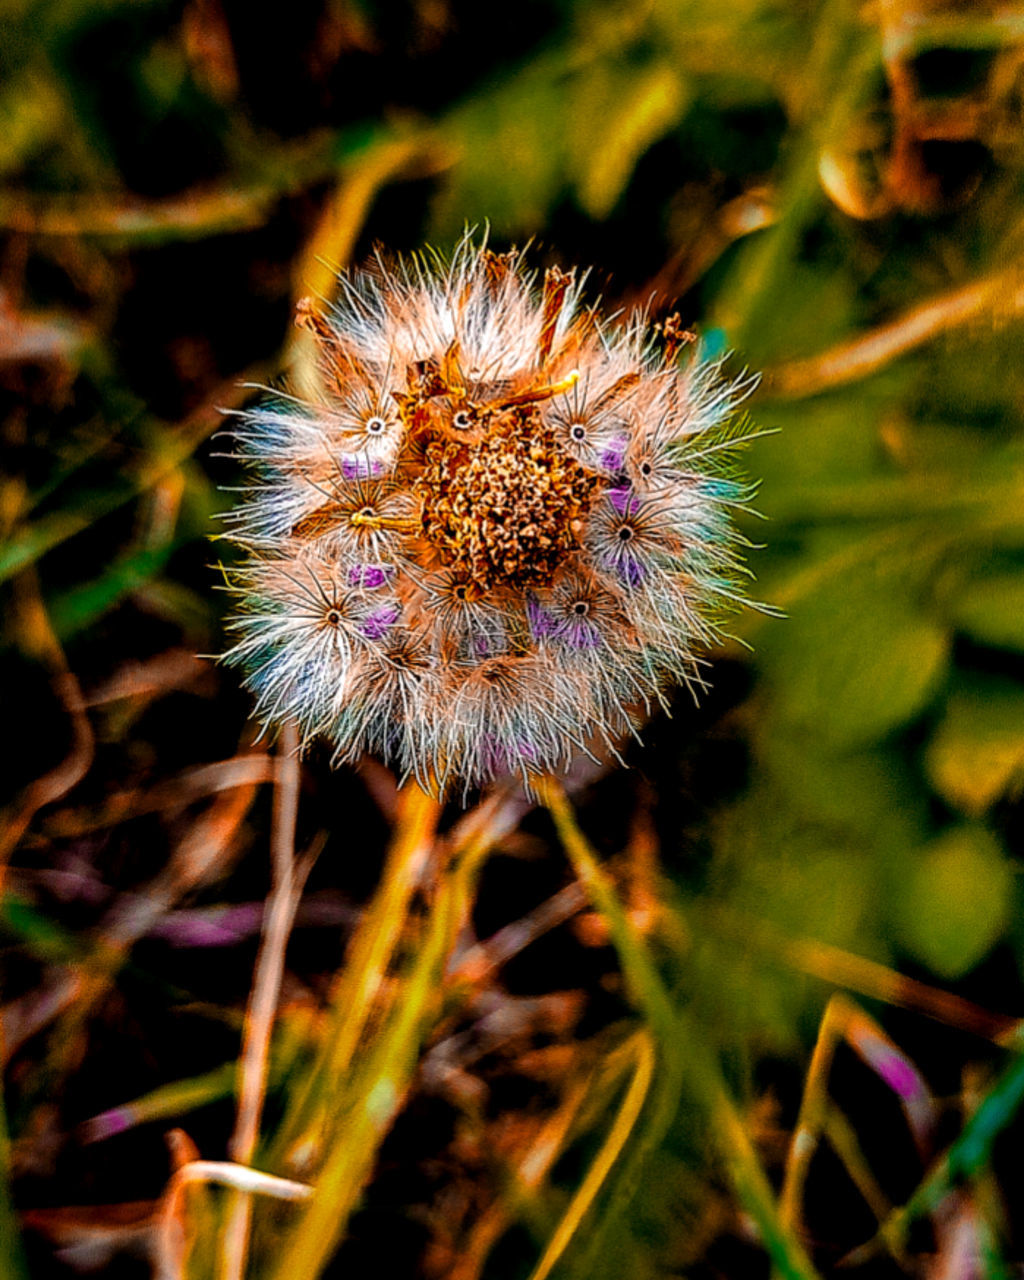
[780,932,1021,1046]
[42,754,275,838]
[2,779,262,1067]
[220,722,306,1280]
[157,1159,312,1280]
[0,670,92,871]
[0,577,93,873]
[82,650,210,706]
[103,784,260,948]
[445,784,535,866]
[768,255,1024,399]
[449,881,587,987]
[1,969,83,1066]
[717,912,1021,1044]
[0,187,281,238]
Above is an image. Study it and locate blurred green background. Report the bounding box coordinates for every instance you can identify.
[3,0,1024,1277]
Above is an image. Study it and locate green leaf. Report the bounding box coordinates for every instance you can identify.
[0,68,68,176]
[736,257,857,366]
[433,44,689,235]
[432,62,571,237]
[754,732,927,851]
[949,571,1024,654]
[758,567,949,749]
[925,675,1024,816]
[0,1084,28,1280]
[712,782,876,950]
[48,542,176,638]
[896,826,1014,978]
[751,395,892,502]
[571,60,690,219]
[1,896,81,962]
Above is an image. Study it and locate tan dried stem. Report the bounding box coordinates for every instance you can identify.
[44,754,275,839]
[764,922,1020,1045]
[157,1157,312,1280]
[220,722,309,1280]
[0,573,93,876]
[449,881,587,987]
[269,776,444,1174]
[777,995,934,1251]
[768,254,1024,399]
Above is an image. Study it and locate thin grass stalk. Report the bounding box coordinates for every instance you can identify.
[821,1109,893,1226]
[269,779,442,1167]
[526,1030,655,1280]
[0,576,93,873]
[538,778,691,1277]
[778,995,848,1237]
[0,1077,28,1279]
[879,1043,1024,1259]
[266,809,491,1280]
[539,777,821,1280]
[219,722,303,1280]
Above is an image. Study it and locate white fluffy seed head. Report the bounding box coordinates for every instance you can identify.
[221,234,760,796]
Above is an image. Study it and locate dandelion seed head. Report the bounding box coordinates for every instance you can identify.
[222,235,760,795]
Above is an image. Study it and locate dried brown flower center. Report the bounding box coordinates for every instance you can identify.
[416,407,601,591]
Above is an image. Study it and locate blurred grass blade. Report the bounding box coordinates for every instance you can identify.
[881,1044,1024,1257]
[0,1082,28,1279]
[574,61,689,219]
[0,372,259,584]
[81,1063,238,1144]
[528,1030,655,1280]
[269,783,442,1163]
[540,778,821,1280]
[267,811,487,1280]
[48,542,178,638]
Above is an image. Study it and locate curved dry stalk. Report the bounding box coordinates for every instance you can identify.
[271,778,444,1168]
[526,1031,655,1280]
[219,722,309,1280]
[43,754,275,838]
[767,255,1024,399]
[157,1159,312,1280]
[0,575,93,873]
[0,669,92,871]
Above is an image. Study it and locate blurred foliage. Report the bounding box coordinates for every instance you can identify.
[3,0,1024,1277]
